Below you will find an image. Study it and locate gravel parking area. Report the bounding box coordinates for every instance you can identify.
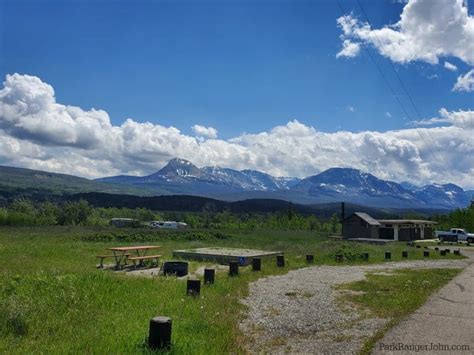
[240,259,469,354]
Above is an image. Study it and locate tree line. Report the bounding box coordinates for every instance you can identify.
[0,198,341,233]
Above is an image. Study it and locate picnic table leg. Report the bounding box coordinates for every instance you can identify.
[112,251,123,270]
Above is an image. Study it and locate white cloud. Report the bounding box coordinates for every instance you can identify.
[191,124,218,139]
[385,111,392,118]
[346,105,356,112]
[336,39,361,58]
[411,107,474,128]
[337,0,474,65]
[453,69,474,92]
[444,61,458,71]
[0,74,473,188]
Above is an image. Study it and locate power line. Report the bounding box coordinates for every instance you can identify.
[354,0,443,163]
[356,0,423,121]
[335,0,414,122]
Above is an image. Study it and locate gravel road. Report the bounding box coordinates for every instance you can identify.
[240,259,470,354]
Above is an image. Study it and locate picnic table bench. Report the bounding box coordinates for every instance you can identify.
[128,254,162,269]
[96,253,132,268]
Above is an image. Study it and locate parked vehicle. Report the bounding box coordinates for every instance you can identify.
[110,218,141,228]
[436,228,474,243]
[149,221,188,229]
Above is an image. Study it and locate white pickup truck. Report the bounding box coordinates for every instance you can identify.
[436,228,474,243]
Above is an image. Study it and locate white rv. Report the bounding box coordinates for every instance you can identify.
[149,221,188,229]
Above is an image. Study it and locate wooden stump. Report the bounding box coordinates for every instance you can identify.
[306,255,314,264]
[229,261,239,276]
[204,269,215,284]
[276,255,285,267]
[186,279,201,296]
[252,258,261,271]
[148,316,172,350]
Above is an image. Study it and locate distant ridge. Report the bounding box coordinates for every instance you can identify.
[0,161,470,209]
[95,158,471,209]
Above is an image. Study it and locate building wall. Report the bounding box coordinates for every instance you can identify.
[342,215,378,239]
[423,227,434,239]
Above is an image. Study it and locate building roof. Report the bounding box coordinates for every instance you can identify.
[353,212,381,226]
[377,219,437,225]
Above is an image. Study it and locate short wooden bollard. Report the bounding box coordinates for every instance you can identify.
[306,255,314,264]
[445,249,451,254]
[335,254,343,262]
[204,269,215,284]
[252,258,261,271]
[424,251,430,257]
[416,245,421,249]
[402,251,408,258]
[186,279,201,296]
[362,252,369,261]
[454,249,461,256]
[148,316,172,350]
[435,247,439,251]
[229,261,239,276]
[276,255,285,267]
[440,250,447,256]
[385,251,391,260]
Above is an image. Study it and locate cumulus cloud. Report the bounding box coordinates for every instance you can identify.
[453,69,474,92]
[444,61,458,71]
[191,124,218,139]
[336,0,474,65]
[0,74,473,188]
[336,39,361,58]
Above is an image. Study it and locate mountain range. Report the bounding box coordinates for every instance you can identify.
[96,158,473,209]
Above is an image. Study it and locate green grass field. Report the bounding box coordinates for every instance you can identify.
[0,226,464,353]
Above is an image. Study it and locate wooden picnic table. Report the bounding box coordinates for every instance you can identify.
[108,245,161,269]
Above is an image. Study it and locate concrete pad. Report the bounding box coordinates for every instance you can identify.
[173,247,282,265]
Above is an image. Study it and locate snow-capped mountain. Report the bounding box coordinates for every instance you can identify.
[96,158,471,209]
[412,183,471,209]
[97,158,299,193]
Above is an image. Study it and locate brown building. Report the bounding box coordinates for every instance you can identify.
[342,212,436,241]
[342,212,381,239]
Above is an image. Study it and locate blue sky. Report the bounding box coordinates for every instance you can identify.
[0,0,473,188]
[1,0,472,137]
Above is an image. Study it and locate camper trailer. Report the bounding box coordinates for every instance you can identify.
[149,221,188,229]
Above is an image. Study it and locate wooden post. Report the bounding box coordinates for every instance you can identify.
[362,252,369,261]
[445,249,451,254]
[252,258,261,271]
[435,247,439,251]
[276,255,285,267]
[229,261,239,276]
[306,255,314,263]
[416,245,421,249]
[385,251,391,260]
[204,269,215,284]
[402,251,408,258]
[440,250,446,256]
[423,251,430,257]
[186,279,201,296]
[148,316,172,350]
[454,249,461,256]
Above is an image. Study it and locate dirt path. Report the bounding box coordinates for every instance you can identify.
[373,249,474,355]
[240,258,470,354]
